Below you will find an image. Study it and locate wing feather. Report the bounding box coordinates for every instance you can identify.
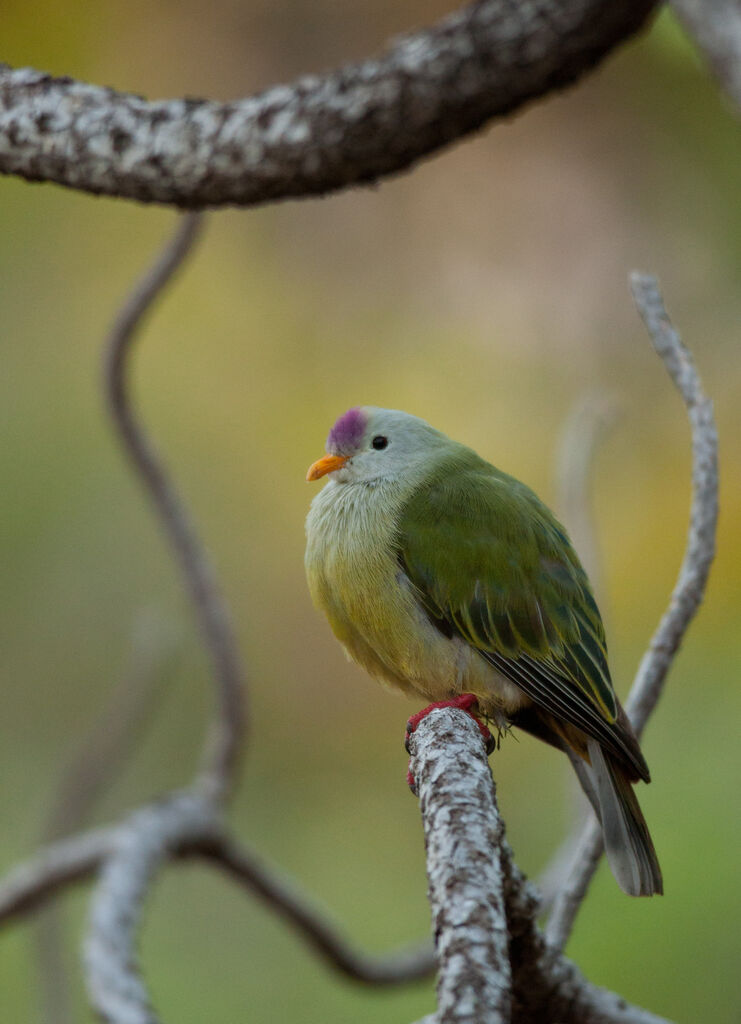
[397,454,647,780]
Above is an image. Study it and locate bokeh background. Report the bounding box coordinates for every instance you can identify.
[2,3,740,1021]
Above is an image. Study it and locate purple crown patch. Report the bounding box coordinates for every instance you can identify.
[327,407,366,454]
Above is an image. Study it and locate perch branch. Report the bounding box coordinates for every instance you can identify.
[407,710,673,1024]
[408,709,512,1023]
[544,272,719,952]
[103,212,247,803]
[0,0,657,208]
[669,0,741,111]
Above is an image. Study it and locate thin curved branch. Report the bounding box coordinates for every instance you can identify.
[103,213,247,803]
[626,272,718,726]
[545,272,719,952]
[0,0,657,208]
[198,836,436,985]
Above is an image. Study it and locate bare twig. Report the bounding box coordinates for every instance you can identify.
[669,0,741,111]
[103,212,247,803]
[85,793,221,1024]
[0,0,657,208]
[626,273,718,727]
[545,273,719,952]
[199,836,436,985]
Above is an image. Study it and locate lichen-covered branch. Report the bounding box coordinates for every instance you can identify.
[84,794,222,1024]
[408,709,512,1023]
[0,0,656,208]
[407,710,673,1024]
[544,272,719,952]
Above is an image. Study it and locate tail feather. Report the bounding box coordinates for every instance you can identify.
[587,739,663,897]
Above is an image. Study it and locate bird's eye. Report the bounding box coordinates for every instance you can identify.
[371,435,388,450]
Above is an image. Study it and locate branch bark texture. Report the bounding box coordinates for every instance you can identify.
[410,709,511,1023]
[0,0,656,208]
[85,794,221,1024]
[407,711,673,1024]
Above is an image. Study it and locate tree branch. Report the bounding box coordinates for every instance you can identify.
[409,709,512,1023]
[0,0,657,208]
[84,793,221,1024]
[544,272,719,952]
[103,212,247,803]
[407,711,673,1024]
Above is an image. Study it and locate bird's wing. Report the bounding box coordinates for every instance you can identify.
[396,463,646,778]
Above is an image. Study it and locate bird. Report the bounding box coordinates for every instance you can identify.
[304,406,662,897]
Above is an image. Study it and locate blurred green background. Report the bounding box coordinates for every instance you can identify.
[1,3,740,1021]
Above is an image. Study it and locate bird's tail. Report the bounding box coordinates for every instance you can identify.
[586,739,663,897]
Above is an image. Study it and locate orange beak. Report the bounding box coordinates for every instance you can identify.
[306,453,349,482]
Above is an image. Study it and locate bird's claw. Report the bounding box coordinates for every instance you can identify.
[405,693,495,792]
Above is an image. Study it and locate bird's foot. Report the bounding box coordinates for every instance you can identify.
[405,694,495,792]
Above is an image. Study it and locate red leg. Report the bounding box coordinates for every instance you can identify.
[405,694,495,793]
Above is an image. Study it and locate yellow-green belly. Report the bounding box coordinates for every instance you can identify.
[305,480,526,714]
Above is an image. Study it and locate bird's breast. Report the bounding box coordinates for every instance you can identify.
[305,481,520,710]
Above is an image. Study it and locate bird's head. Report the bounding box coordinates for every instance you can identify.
[306,406,448,486]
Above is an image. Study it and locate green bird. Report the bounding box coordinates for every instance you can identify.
[305,407,662,897]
